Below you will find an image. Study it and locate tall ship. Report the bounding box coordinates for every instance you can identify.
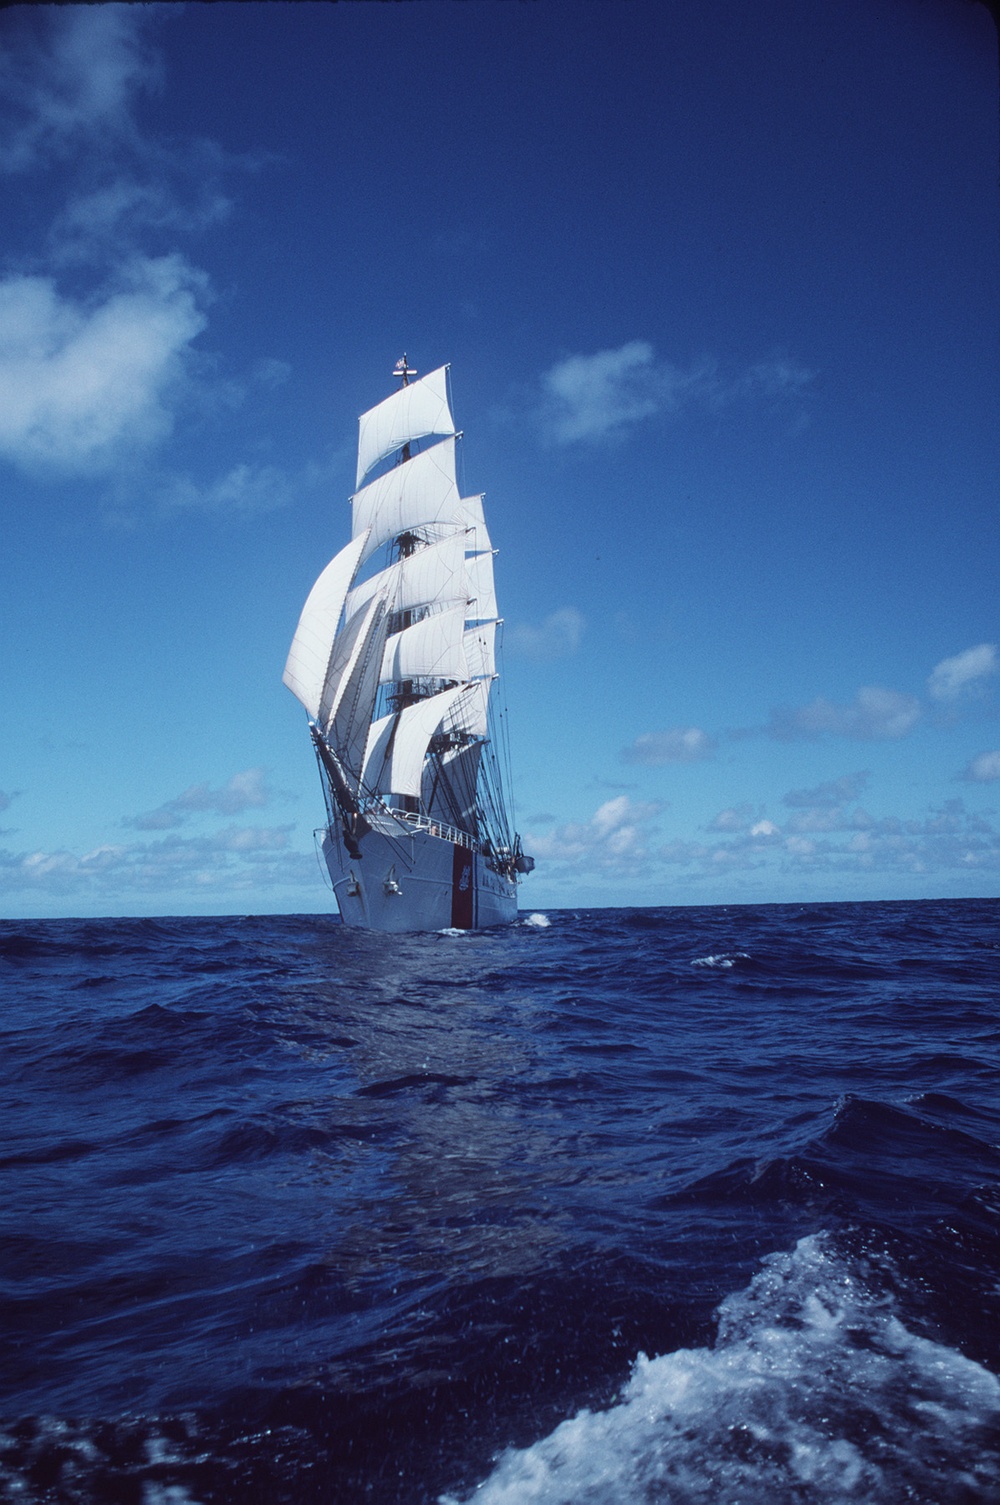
[283,358,533,931]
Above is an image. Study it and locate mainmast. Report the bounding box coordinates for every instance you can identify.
[393,355,420,555]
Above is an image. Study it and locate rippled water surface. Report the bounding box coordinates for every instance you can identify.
[1,900,999,1502]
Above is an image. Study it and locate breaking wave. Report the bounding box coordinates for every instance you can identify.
[444,1233,1000,1504]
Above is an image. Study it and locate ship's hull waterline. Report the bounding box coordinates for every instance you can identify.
[322,822,517,932]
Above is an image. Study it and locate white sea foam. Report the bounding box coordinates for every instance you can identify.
[523,913,552,928]
[441,1233,1000,1504]
[142,1486,204,1505]
[691,951,749,968]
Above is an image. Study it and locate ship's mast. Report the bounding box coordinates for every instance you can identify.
[393,355,420,559]
[394,353,416,390]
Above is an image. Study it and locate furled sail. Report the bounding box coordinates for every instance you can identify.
[351,437,462,563]
[283,531,369,720]
[356,365,454,488]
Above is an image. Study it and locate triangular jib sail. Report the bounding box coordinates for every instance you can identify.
[284,357,530,885]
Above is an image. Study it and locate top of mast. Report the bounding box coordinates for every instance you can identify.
[393,354,417,388]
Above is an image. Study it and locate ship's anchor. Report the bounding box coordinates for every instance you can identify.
[383,866,402,897]
[346,872,361,897]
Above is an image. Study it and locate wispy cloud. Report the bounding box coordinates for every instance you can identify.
[0,824,311,901]
[0,255,208,476]
[527,795,667,874]
[621,727,716,765]
[0,7,158,174]
[539,341,815,445]
[506,607,584,660]
[522,768,1000,890]
[707,803,758,833]
[542,342,670,443]
[159,462,296,516]
[928,644,997,703]
[783,772,870,808]
[0,9,280,508]
[958,750,1000,784]
[760,686,921,742]
[126,768,275,831]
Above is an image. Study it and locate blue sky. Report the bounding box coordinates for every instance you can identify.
[1,0,998,917]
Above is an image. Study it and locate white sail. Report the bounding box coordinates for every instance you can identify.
[388,687,465,798]
[356,365,454,488]
[463,621,497,681]
[464,549,497,620]
[461,494,491,554]
[324,596,388,778]
[380,603,469,685]
[351,437,462,564]
[360,711,396,796]
[283,531,369,720]
[344,532,467,624]
[361,686,464,799]
[423,742,483,833]
[443,678,492,739]
[317,592,376,730]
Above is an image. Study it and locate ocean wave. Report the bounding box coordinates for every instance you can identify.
[690,952,750,968]
[442,1233,1000,1504]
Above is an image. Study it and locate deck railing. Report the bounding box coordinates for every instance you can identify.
[363,801,477,851]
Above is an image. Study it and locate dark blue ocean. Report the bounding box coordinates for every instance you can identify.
[2,900,999,1504]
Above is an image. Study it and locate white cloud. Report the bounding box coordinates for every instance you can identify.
[750,819,780,838]
[526,782,1000,891]
[708,804,757,832]
[737,357,817,398]
[527,795,666,873]
[0,8,157,174]
[928,644,997,703]
[0,254,207,476]
[539,341,815,445]
[763,686,921,742]
[127,768,275,830]
[50,174,234,265]
[541,342,665,443]
[160,462,295,516]
[783,771,870,807]
[959,750,1000,784]
[0,823,313,901]
[0,10,276,500]
[621,727,715,765]
[506,607,584,659]
[657,800,1000,879]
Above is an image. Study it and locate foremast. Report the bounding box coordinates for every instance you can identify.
[283,357,531,882]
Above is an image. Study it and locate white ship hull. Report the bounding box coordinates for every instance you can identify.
[322,817,517,932]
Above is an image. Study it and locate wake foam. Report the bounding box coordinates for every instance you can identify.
[523,913,552,928]
[691,951,749,968]
[442,1233,1000,1503]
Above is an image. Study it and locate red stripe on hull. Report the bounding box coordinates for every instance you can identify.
[451,845,475,929]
